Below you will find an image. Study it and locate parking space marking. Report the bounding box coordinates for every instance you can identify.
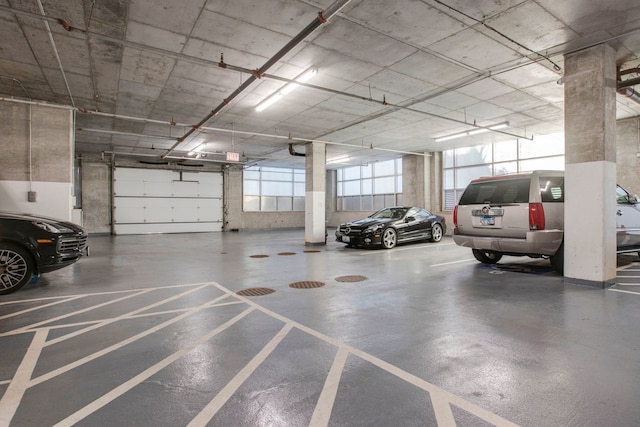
[430,259,477,267]
[189,323,294,427]
[609,289,640,296]
[0,329,48,426]
[1,281,522,427]
[0,296,84,321]
[29,293,233,387]
[309,347,349,427]
[213,282,521,427]
[358,242,455,255]
[54,307,256,427]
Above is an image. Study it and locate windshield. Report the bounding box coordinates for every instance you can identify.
[370,207,408,220]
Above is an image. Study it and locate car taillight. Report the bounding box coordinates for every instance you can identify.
[453,205,458,226]
[529,202,545,230]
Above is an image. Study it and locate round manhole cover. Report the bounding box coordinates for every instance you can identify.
[278,252,296,256]
[289,281,326,289]
[335,275,368,283]
[303,250,321,253]
[250,254,269,258]
[236,288,276,296]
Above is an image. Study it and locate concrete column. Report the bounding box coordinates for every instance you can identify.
[428,152,443,213]
[564,44,617,288]
[80,160,111,234]
[305,142,326,245]
[402,154,425,207]
[616,117,640,192]
[224,167,243,231]
[0,101,75,221]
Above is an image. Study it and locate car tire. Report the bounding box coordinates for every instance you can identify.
[550,242,564,275]
[0,244,35,295]
[429,223,443,243]
[472,249,502,264]
[382,228,397,249]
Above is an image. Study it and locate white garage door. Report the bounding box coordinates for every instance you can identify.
[113,168,223,235]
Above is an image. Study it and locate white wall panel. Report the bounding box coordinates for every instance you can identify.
[113,167,223,235]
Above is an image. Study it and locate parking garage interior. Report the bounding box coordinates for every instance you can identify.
[2,1,640,426]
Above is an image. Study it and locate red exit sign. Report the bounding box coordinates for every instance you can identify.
[226,152,240,161]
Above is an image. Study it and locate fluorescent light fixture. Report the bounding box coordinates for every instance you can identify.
[435,122,509,142]
[327,155,351,164]
[255,68,318,112]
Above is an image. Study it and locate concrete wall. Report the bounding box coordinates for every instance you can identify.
[0,101,74,220]
[617,117,640,193]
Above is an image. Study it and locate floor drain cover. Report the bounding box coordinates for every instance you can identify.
[237,288,276,296]
[335,275,368,282]
[303,250,321,253]
[278,252,296,256]
[289,281,326,289]
[250,254,269,258]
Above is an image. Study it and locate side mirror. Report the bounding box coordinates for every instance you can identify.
[405,216,415,223]
[630,194,639,204]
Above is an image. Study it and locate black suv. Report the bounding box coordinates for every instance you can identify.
[0,211,88,294]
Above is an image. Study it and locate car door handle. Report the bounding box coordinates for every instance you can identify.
[617,209,623,216]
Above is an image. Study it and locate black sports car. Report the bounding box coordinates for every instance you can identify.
[335,206,446,249]
[0,211,88,295]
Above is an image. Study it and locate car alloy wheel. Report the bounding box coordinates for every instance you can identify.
[382,228,397,249]
[0,246,33,294]
[430,223,443,242]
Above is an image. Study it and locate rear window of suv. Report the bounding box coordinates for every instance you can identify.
[458,178,530,205]
[539,176,564,202]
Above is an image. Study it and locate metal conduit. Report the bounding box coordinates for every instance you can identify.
[164,0,353,157]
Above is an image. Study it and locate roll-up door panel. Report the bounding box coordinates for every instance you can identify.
[113,167,223,234]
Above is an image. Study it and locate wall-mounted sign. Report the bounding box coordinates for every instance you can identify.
[226,152,240,161]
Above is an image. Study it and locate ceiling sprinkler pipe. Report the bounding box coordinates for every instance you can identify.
[617,87,640,105]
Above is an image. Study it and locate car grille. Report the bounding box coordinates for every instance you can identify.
[58,234,88,254]
[338,225,366,235]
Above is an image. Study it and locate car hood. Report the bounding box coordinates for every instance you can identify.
[344,217,395,227]
[0,211,85,232]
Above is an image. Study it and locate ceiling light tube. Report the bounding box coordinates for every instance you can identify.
[255,68,317,112]
[434,121,509,142]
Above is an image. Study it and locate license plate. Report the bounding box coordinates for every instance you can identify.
[480,216,495,226]
[343,236,350,242]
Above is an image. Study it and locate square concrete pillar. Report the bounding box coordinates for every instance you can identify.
[564,44,617,288]
[305,142,326,245]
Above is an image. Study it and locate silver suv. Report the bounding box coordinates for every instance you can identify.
[452,170,640,274]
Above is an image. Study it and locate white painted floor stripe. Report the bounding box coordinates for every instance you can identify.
[359,242,455,255]
[430,393,457,427]
[0,329,48,426]
[188,323,293,427]
[614,282,640,286]
[430,259,477,267]
[309,347,349,427]
[29,293,235,387]
[11,289,152,334]
[44,284,211,346]
[609,288,640,296]
[53,307,256,427]
[212,282,521,427]
[0,296,83,321]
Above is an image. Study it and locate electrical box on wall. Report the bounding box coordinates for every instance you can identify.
[27,191,37,202]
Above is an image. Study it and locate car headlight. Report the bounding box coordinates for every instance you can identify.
[32,221,73,234]
[364,224,383,233]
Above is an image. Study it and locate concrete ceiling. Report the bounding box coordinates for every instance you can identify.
[1,0,640,169]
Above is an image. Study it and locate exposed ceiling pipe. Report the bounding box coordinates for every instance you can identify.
[288,144,306,157]
[164,0,353,157]
[36,0,75,108]
[617,87,640,104]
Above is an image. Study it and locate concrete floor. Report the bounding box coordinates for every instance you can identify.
[1,230,640,427]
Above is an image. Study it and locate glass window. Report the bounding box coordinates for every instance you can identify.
[243,167,305,211]
[336,158,403,211]
[455,145,492,167]
[442,133,565,210]
[375,159,396,176]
